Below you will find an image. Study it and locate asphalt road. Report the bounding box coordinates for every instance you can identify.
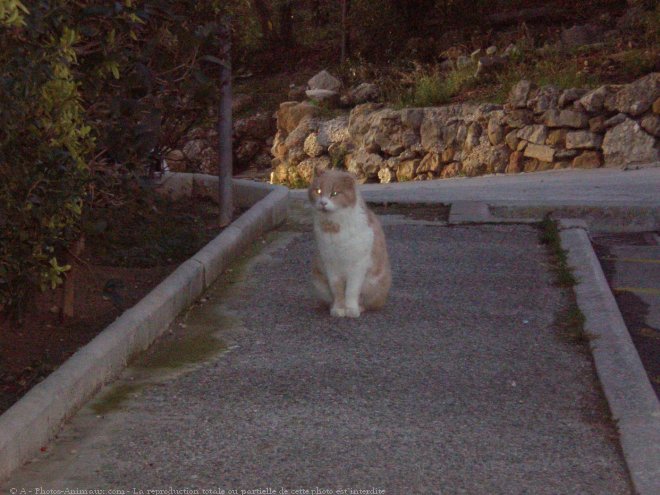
[593,232,660,398]
[2,215,632,494]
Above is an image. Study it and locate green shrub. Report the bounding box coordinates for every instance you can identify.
[397,64,476,108]
[0,2,92,317]
[0,1,231,318]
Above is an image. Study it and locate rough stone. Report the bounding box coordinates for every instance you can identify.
[487,114,505,145]
[523,158,540,172]
[348,83,380,105]
[348,103,383,144]
[276,101,320,133]
[463,143,509,176]
[504,109,534,128]
[364,109,418,155]
[308,70,342,92]
[537,160,555,171]
[254,153,272,169]
[604,113,627,128]
[558,88,588,108]
[506,151,524,173]
[576,85,619,113]
[396,159,420,182]
[572,151,603,169]
[602,117,660,167]
[317,116,350,147]
[640,114,660,138]
[164,149,186,172]
[234,112,275,140]
[546,129,567,146]
[517,125,548,145]
[524,143,555,162]
[464,122,482,152]
[306,89,340,107]
[604,72,660,117]
[555,149,580,160]
[235,139,262,164]
[420,109,467,151]
[401,108,425,131]
[271,162,289,184]
[417,153,443,174]
[565,130,603,150]
[182,139,206,161]
[588,115,607,133]
[528,85,560,114]
[303,133,325,157]
[475,56,506,78]
[544,109,589,128]
[486,45,497,55]
[297,156,331,182]
[504,130,520,150]
[441,162,461,178]
[441,146,456,163]
[509,80,534,108]
[345,149,383,180]
[378,167,395,184]
[282,118,319,165]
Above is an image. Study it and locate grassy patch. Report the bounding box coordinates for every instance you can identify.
[395,65,477,107]
[91,383,141,415]
[137,333,227,370]
[555,302,590,344]
[539,216,577,288]
[539,216,592,345]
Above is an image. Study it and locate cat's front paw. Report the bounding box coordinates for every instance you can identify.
[330,305,346,317]
[345,305,361,318]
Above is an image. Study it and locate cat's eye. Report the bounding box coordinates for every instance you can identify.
[316,188,322,195]
[331,191,338,197]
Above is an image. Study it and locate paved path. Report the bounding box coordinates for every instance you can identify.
[2,209,632,494]
[290,167,660,207]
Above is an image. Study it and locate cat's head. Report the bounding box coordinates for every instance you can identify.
[308,169,358,213]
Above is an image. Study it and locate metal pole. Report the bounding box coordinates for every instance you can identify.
[218,19,233,227]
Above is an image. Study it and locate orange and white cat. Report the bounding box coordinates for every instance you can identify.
[308,169,391,317]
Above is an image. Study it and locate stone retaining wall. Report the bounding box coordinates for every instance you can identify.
[271,72,659,185]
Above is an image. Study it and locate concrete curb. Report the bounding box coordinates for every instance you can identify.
[0,176,289,481]
[558,220,660,495]
[448,201,494,223]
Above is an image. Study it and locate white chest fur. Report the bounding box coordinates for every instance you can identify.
[313,204,374,277]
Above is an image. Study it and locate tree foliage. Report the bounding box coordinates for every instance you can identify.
[0,0,231,318]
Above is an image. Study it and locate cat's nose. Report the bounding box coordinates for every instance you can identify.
[319,198,329,206]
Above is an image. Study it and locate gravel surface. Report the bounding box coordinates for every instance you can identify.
[2,222,632,494]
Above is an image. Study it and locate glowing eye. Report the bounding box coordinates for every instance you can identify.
[331,191,338,197]
[316,188,322,195]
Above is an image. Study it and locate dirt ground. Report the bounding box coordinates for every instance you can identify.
[0,196,230,414]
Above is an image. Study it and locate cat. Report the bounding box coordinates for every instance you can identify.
[308,169,391,317]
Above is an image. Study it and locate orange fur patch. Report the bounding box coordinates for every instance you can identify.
[320,220,340,233]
